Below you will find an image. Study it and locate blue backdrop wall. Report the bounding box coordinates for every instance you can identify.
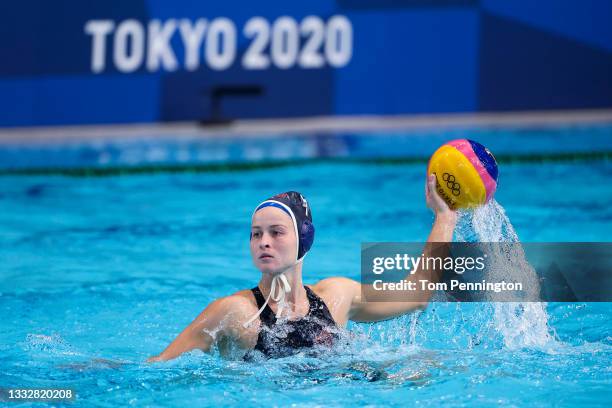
[0,0,610,127]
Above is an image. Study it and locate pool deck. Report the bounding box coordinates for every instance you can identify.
[1,109,612,145]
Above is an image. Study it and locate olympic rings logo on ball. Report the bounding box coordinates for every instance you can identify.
[442,173,461,196]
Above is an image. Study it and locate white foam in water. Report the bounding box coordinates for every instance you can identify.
[461,200,555,348]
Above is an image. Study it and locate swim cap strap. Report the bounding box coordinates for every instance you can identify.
[243,273,291,328]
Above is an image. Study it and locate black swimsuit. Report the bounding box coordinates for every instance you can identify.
[248,285,338,358]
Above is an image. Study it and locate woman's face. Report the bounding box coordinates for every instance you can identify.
[250,206,297,275]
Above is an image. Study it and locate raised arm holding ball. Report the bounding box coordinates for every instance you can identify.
[148,139,499,362]
[147,178,456,362]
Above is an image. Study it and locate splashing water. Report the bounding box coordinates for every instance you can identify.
[2,161,610,406]
[345,199,556,354]
[455,200,555,349]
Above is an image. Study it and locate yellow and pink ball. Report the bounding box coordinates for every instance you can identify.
[427,139,498,209]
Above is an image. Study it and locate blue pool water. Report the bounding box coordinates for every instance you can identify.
[1,158,611,406]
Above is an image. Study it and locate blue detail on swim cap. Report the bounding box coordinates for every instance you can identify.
[468,139,498,181]
[255,202,291,216]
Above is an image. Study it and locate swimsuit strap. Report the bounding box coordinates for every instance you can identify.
[250,286,275,325]
[248,285,338,359]
[244,274,292,328]
[250,285,337,326]
[304,286,337,325]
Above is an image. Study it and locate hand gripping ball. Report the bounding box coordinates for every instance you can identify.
[427,139,498,209]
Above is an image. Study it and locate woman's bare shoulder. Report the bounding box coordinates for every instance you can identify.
[310,277,360,295]
[200,289,261,336]
[308,277,360,327]
[217,289,258,314]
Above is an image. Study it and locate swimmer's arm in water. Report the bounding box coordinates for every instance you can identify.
[147,296,249,362]
[318,175,457,324]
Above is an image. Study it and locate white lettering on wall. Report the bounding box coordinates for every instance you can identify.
[147,19,178,72]
[84,20,115,73]
[84,16,353,73]
[179,19,207,71]
[113,19,145,73]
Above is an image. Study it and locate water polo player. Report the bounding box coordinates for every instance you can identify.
[148,175,456,361]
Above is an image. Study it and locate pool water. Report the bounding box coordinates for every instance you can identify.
[1,160,611,407]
